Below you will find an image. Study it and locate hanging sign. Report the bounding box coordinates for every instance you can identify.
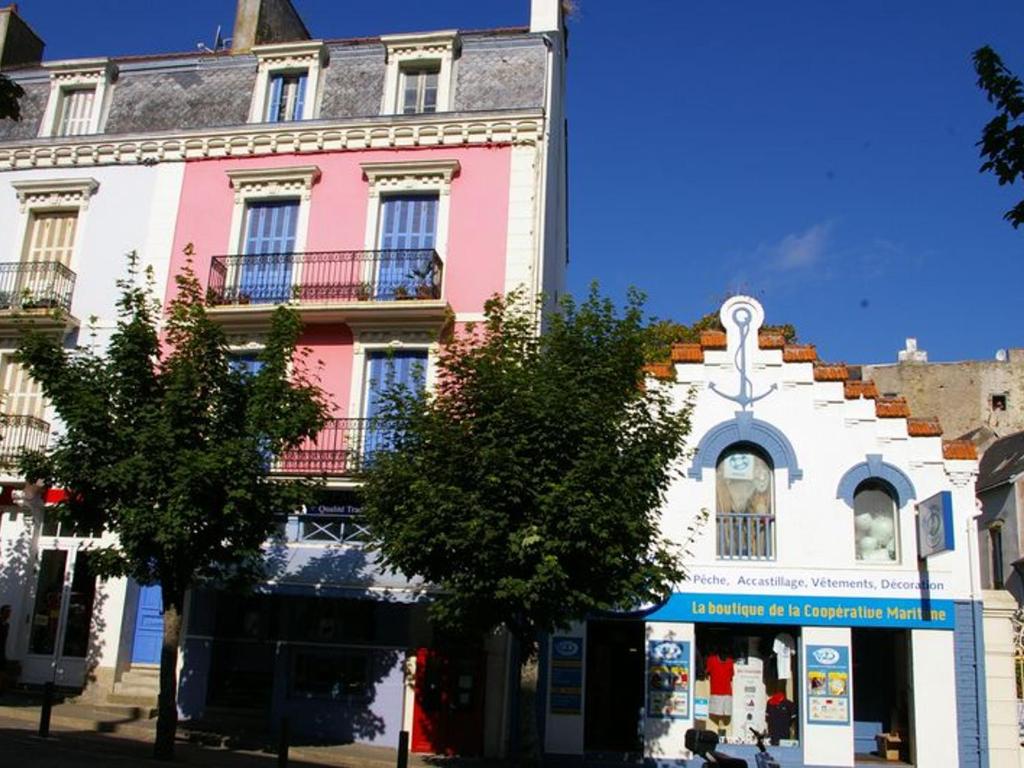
[917,491,954,558]
[549,636,583,715]
[806,645,850,725]
[646,640,690,719]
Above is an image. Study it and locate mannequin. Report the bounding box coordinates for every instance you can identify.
[705,644,735,733]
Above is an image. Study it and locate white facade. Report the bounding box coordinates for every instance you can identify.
[542,296,986,768]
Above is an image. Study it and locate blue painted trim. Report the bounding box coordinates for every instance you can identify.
[688,411,803,487]
[836,454,916,508]
[953,601,990,768]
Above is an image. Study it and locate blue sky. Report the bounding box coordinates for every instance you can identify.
[15,0,1024,363]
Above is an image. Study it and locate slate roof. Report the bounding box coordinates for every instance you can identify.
[0,30,547,142]
[977,430,1024,492]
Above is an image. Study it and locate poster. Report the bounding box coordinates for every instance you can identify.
[806,645,850,725]
[549,636,583,715]
[647,640,690,719]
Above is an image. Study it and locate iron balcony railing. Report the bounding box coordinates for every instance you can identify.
[275,417,392,477]
[285,507,369,545]
[207,249,442,307]
[0,261,76,314]
[0,415,50,468]
[716,512,776,560]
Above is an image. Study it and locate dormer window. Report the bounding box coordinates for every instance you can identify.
[266,71,307,122]
[249,41,327,124]
[381,31,459,116]
[39,59,116,139]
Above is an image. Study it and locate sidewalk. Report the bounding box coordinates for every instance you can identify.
[0,694,460,768]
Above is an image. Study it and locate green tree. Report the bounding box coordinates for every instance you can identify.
[0,72,24,121]
[16,251,326,760]
[361,287,693,723]
[973,46,1024,228]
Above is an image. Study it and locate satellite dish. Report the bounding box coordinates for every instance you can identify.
[995,349,1008,362]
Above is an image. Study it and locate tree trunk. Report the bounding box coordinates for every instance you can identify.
[154,586,183,761]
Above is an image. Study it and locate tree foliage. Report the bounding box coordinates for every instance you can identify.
[973,46,1024,228]
[361,287,692,653]
[16,252,326,759]
[0,72,24,121]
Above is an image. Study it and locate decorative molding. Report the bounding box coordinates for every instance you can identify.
[836,454,917,508]
[688,411,803,487]
[39,58,118,139]
[381,30,461,59]
[11,178,99,212]
[361,159,460,194]
[44,58,118,84]
[226,165,321,202]
[0,112,543,170]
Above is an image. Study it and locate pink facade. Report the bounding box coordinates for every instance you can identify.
[167,146,513,413]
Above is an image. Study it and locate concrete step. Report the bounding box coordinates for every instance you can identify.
[105,692,158,710]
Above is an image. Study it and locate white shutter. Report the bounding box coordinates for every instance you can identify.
[25,211,77,266]
[1,357,44,419]
[57,88,96,137]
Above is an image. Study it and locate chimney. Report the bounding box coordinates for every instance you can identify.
[0,5,44,69]
[897,337,928,364]
[530,0,567,34]
[231,0,309,54]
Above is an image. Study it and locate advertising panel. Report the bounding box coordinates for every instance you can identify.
[805,645,850,725]
[646,640,690,720]
[549,636,583,715]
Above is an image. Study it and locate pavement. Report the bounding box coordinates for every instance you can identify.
[0,694,470,768]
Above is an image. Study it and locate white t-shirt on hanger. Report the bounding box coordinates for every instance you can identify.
[773,633,795,680]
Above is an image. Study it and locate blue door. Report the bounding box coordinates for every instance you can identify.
[363,351,427,461]
[131,583,163,665]
[239,201,298,304]
[378,195,437,298]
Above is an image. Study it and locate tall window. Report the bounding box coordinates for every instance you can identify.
[25,210,77,266]
[399,65,439,114]
[377,195,438,300]
[853,480,898,562]
[237,200,299,304]
[990,526,1005,589]
[266,72,307,123]
[1,357,45,419]
[363,350,427,462]
[716,445,775,560]
[56,88,97,137]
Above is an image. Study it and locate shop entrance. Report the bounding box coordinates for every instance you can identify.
[852,629,912,762]
[411,646,486,755]
[20,548,98,688]
[584,619,644,753]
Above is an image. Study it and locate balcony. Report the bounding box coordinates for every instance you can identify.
[274,417,390,480]
[206,249,447,327]
[716,512,775,560]
[0,415,50,471]
[0,261,77,328]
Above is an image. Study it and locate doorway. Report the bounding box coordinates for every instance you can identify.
[131,583,162,664]
[411,646,486,755]
[584,619,645,754]
[21,548,98,687]
[852,629,912,762]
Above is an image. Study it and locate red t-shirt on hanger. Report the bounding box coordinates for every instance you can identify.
[706,653,735,696]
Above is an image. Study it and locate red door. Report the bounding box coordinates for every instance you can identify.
[411,647,486,755]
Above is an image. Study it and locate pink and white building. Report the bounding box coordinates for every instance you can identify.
[0,0,568,755]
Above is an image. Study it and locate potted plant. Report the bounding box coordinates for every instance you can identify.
[408,262,436,299]
[355,282,372,301]
[393,285,410,300]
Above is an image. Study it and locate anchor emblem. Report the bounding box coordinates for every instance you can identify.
[708,300,777,410]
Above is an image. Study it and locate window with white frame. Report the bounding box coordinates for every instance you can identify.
[266,71,308,123]
[24,210,77,265]
[381,31,458,116]
[399,64,440,114]
[39,59,116,138]
[249,41,327,124]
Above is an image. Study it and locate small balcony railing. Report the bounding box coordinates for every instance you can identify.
[207,249,442,307]
[0,261,76,314]
[275,417,391,477]
[0,415,50,468]
[284,507,369,545]
[716,512,775,560]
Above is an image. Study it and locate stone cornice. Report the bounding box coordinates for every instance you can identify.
[226,165,321,201]
[11,177,99,211]
[0,110,544,171]
[251,39,329,66]
[361,159,460,189]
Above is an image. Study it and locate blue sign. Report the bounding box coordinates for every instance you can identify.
[647,640,690,719]
[549,636,583,715]
[648,592,955,629]
[806,645,850,725]
[917,490,955,558]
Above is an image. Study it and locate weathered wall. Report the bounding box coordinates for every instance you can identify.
[863,351,1024,443]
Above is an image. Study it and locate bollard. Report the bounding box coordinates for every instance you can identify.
[278,716,289,768]
[38,681,54,738]
[397,729,409,768]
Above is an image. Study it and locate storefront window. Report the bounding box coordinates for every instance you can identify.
[853,481,898,562]
[695,625,800,746]
[716,445,775,560]
[61,551,97,658]
[290,647,370,700]
[29,549,67,655]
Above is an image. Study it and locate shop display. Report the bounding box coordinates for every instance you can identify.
[705,650,735,718]
[772,633,795,680]
[766,692,797,745]
[730,658,767,742]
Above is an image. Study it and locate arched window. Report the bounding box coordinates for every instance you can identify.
[716,444,775,560]
[853,480,899,562]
